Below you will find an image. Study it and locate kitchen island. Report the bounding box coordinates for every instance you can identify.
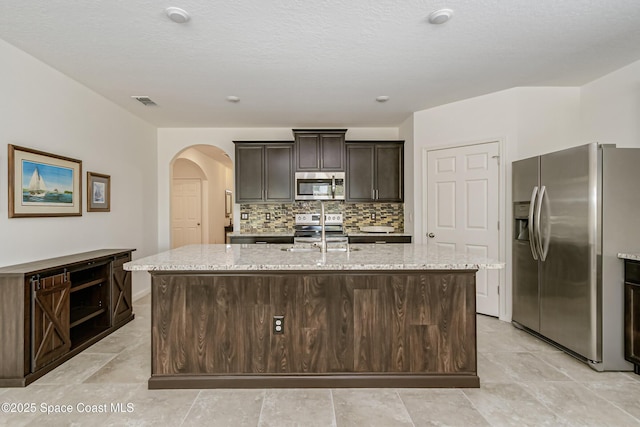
[125,244,502,389]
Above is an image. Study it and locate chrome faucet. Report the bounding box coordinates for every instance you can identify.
[320,201,327,253]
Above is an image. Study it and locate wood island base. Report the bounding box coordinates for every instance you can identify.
[149,269,479,389]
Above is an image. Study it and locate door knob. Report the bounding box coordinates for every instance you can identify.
[428,233,435,238]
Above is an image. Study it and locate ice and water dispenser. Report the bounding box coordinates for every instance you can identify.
[513,202,530,241]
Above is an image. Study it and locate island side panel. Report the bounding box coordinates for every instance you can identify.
[150,270,477,386]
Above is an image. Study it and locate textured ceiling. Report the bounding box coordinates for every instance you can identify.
[2,1,640,128]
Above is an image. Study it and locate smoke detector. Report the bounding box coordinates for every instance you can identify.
[428,9,454,25]
[165,7,190,24]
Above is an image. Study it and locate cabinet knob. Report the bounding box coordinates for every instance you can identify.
[428,233,435,238]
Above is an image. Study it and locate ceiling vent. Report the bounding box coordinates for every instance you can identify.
[131,96,157,106]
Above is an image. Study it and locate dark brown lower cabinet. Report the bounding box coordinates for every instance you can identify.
[0,249,135,387]
[624,259,640,374]
[149,269,478,389]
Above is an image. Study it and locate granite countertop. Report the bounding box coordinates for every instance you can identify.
[618,253,640,261]
[124,244,504,272]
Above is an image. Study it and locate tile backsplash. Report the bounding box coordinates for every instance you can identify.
[240,201,404,233]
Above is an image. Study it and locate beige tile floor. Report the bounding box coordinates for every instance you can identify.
[2,293,640,426]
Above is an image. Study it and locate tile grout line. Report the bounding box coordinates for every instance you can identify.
[329,388,337,427]
[256,389,267,426]
[459,388,496,427]
[576,381,640,424]
[393,389,416,427]
[178,389,202,426]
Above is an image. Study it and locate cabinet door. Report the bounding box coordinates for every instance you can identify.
[320,134,345,171]
[346,144,375,201]
[112,254,133,326]
[235,145,265,202]
[31,275,71,372]
[265,145,294,202]
[296,134,320,171]
[375,144,403,202]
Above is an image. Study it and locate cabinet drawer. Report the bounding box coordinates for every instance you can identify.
[625,260,640,284]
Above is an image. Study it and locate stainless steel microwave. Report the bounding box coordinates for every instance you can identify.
[294,172,345,200]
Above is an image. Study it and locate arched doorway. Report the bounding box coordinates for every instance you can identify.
[170,145,233,248]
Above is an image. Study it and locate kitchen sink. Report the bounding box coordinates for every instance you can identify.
[280,247,317,252]
[280,246,360,252]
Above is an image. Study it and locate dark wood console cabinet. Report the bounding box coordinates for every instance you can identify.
[624,259,640,374]
[0,249,135,387]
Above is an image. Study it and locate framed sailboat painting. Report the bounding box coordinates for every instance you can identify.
[8,144,82,217]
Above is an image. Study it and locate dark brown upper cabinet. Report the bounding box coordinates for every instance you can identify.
[234,141,294,203]
[346,141,404,202]
[293,129,346,172]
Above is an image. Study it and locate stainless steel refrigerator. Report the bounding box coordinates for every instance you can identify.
[512,143,640,371]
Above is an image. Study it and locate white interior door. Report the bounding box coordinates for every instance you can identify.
[171,179,202,249]
[425,142,500,316]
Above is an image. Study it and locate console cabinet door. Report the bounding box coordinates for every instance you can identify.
[235,145,265,202]
[31,276,71,372]
[112,255,133,326]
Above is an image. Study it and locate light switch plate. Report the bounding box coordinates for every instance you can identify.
[241,213,248,220]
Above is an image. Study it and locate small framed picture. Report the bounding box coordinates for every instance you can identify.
[87,172,110,212]
[8,144,82,217]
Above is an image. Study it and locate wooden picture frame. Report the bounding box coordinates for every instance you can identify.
[87,172,110,212]
[225,189,233,218]
[8,144,82,218]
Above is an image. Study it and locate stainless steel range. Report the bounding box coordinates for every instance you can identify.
[293,213,348,244]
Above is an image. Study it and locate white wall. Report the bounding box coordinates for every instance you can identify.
[580,60,640,148]
[398,115,414,236]
[156,127,399,251]
[0,39,158,298]
[410,87,582,320]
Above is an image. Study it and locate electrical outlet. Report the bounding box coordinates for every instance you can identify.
[273,316,284,334]
[371,213,376,220]
[265,213,271,221]
[241,213,248,220]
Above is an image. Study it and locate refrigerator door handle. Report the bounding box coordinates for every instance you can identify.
[535,185,549,261]
[528,186,539,260]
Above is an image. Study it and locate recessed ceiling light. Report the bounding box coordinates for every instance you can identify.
[376,96,390,103]
[226,96,240,103]
[428,8,453,25]
[165,7,190,24]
